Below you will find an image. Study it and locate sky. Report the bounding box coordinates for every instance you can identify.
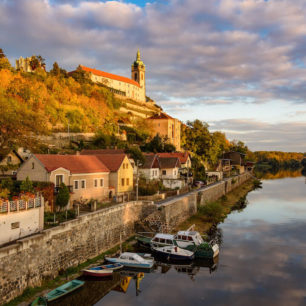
[0,0,306,152]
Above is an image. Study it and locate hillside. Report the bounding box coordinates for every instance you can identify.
[0,67,160,155]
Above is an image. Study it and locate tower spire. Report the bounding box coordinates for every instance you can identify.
[136,49,141,62]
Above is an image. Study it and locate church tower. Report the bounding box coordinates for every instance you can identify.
[131,49,146,101]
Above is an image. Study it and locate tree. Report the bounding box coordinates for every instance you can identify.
[0,96,47,157]
[230,140,248,155]
[0,48,11,70]
[301,158,306,168]
[29,55,45,71]
[125,146,145,166]
[50,62,60,76]
[55,183,70,210]
[20,176,34,193]
[0,48,5,59]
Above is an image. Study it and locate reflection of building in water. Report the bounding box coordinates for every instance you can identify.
[113,272,145,296]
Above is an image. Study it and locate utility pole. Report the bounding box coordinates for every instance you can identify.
[136,160,139,201]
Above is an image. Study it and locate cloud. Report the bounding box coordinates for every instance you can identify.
[210,119,306,152]
[1,0,306,151]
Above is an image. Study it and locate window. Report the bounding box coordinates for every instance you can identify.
[126,178,129,186]
[55,175,63,187]
[100,179,104,187]
[81,180,86,189]
[121,178,125,186]
[11,222,20,229]
[126,163,128,169]
[174,170,176,176]
[74,180,79,190]
[162,170,166,175]
[123,163,125,169]
[7,156,12,163]
[32,162,35,169]
[94,179,98,187]
[160,238,165,243]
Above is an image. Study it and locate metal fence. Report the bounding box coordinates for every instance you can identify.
[0,197,42,214]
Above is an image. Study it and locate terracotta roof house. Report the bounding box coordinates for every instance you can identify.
[157,152,191,168]
[139,154,160,180]
[147,112,181,151]
[80,152,134,202]
[17,154,111,209]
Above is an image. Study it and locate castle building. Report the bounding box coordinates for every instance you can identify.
[147,112,181,151]
[15,56,33,72]
[78,50,146,102]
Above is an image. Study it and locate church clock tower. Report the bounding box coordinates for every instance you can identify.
[131,49,146,101]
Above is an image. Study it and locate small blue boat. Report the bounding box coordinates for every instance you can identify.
[44,279,84,302]
[82,263,123,277]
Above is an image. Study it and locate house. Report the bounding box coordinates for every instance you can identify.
[157,152,191,168]
[138,154,160,180]
[147,112,181,151]
[0,195,44,246]
[0,148,31,175]
[80,151,134,202]
[17,154,111,208]
[215,159,232,178]
[159,156,184,189]
[223,152,246,174]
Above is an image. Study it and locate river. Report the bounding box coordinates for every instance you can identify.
[52,174,306,306]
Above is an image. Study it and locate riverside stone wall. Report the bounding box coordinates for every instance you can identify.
[0,201,155,304]
[0,172,252,304]
[161,172,252,226]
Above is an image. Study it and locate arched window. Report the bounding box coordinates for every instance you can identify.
[134,73,138,81]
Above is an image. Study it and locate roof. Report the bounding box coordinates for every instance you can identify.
[94,154,126,172]
[34,154,109,174]
[81,149,125,155]
[159,157,181,169]
[141,154,160,169]
[148,112,174,120]
[177,231,198,236]
[154,233,174,240]
[157,152,190,164]
[79,65,140,88]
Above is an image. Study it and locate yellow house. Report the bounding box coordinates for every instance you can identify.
[147,112,181,151]
[81,152,134,202]
[16,154,111,209]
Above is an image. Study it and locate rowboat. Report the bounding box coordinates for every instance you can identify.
[151,245,194,261]
[44,279,84,302]
[30,297,47,306]
[105,252,154,269]
[82,263,123,277]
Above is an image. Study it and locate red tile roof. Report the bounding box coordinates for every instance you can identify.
[148,112,174,120]
[79,65,140,88]
[35,154,109,173]
[94,154,126,172]
[81,149,125,155]
[157,152,190,164]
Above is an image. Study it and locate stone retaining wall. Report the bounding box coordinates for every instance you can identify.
[0,201,155,304]
[0,172,252,304]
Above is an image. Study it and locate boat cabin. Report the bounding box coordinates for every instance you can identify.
[151,233,175,247]
[174,231,204,246]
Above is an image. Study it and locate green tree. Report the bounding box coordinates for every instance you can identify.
[230,140,248,155]
[20,176,34,193]
[0,48,11,70]
[55,183,70,210]
[125,146,145,166]
[50,61,60,76]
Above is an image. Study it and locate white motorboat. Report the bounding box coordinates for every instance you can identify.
[105,252,154,269]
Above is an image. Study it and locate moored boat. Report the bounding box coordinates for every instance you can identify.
[151,245,194,261]
[43,279,84,302]
[82,263,123,277]
[137,230,219,259]
[30,296,47,306]
[105,252,154,269]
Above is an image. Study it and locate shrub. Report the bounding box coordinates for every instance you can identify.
[198,201,224,224]
[20,176,34,193]
[55,183,70,210]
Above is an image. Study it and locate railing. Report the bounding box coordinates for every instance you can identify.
[0,197,42,214]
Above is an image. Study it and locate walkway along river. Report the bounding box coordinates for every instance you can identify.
[41,173,306,306]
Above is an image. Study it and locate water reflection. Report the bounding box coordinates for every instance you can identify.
[52,174,306,306]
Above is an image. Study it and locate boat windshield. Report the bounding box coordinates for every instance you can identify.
[195,234,204,244]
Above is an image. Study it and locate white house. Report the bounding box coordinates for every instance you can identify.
[139,154,160,180]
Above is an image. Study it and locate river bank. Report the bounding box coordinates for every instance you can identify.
[178,178,259,234]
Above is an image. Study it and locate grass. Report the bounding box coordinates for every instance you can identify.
[177,178,257,234]
[4,236,136,306]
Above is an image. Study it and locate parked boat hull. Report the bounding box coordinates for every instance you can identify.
[106,258,154,269]
[82,269,113,277]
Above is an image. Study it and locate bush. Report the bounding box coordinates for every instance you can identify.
[55,183,70,210]
[198,201,224,224]
[20,176,34,193]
